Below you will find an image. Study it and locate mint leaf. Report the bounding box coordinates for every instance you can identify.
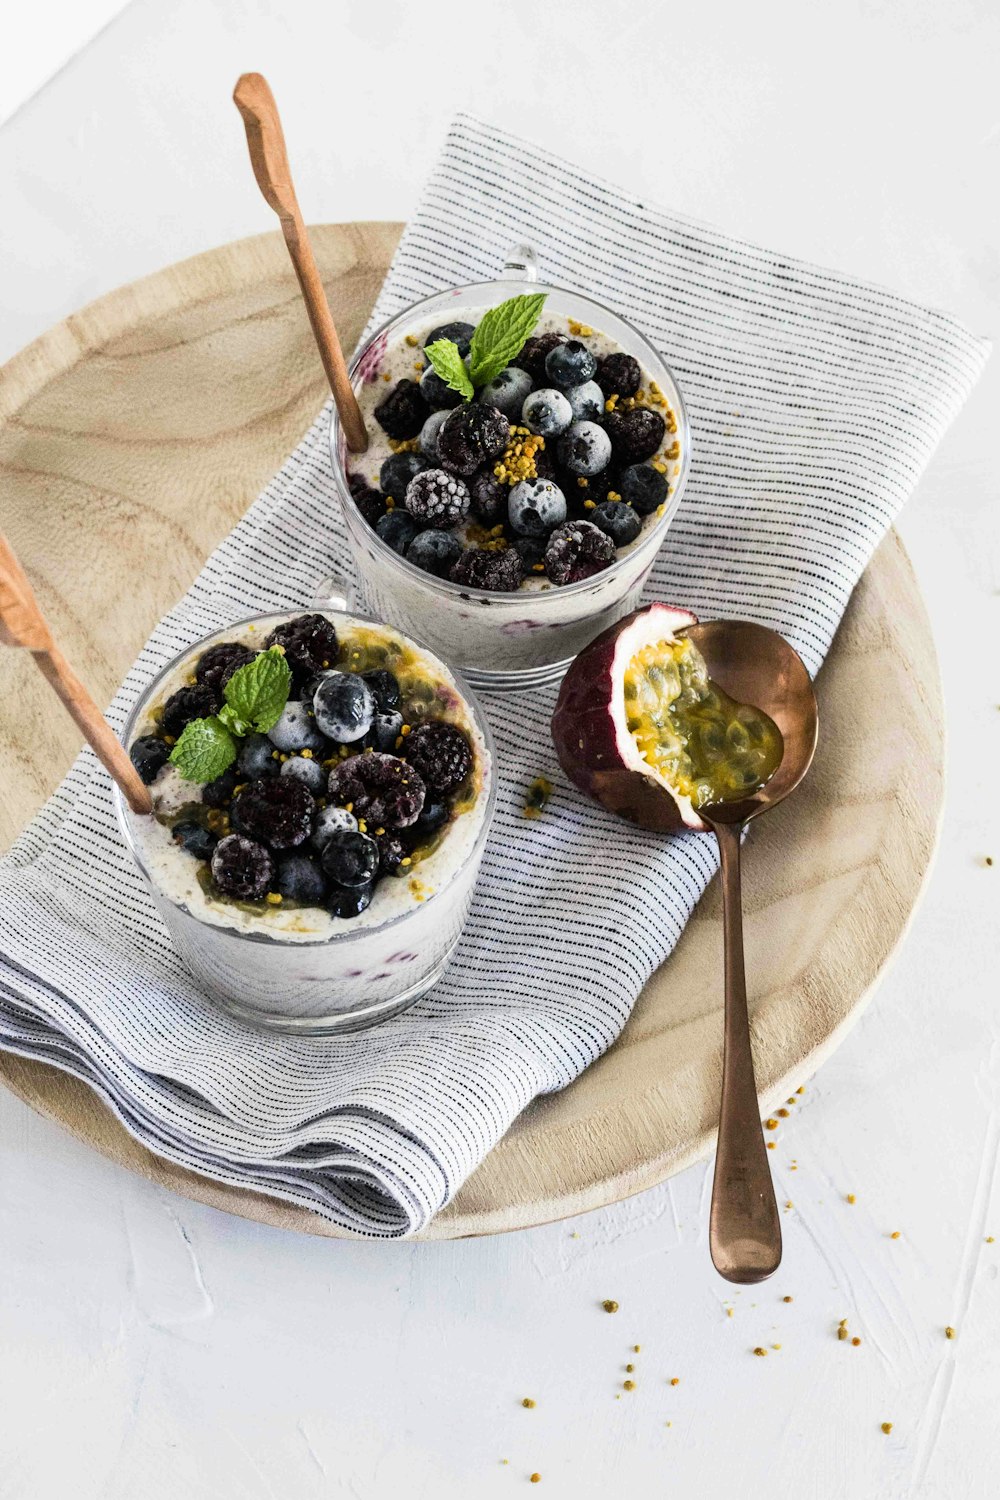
[468,293,547,388]
[424,339,474,401]
[169,716,237,783]
[216,702,249,738]
[223,646,292,734]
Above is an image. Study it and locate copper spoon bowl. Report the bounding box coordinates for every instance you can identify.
[682,621,819,1284]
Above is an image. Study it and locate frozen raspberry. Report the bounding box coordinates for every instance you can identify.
[514,332,566,384]
[450,545,525,593]
[230,777,315,850]
[348,474,386,529]
[404,468,471,529]
[405,721,473,796]
[605,407,665,464]
[470,468,508,525]
[596,353,641,398]
[374,379,429,440]
[195,642,256,697]
[437,404,510,476]
[264,613,339,681]
[327,752,426,828]
[161,684,217,738]
[544,519,617,585]
[211,834,275,901]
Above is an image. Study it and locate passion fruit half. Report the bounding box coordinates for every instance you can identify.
[551,603,783,833]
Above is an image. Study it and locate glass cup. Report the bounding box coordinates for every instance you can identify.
[114,609,496,1035]
[330,247,691,693]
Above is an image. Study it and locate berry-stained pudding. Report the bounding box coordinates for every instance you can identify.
[117,611,495,1032]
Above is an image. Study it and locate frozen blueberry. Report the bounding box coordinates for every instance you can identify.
[320,829,380,889]
[418,409,450,462]
[231,777,315,850]
[596,352,641,398]
[514,332,566,384]
[238,732,280,780]
[619,462,669,515]
[409,799,450,842]
[591,501,642,548]
[437,403,510,476]
[327,752,426,828]
[407,529,463,577]
[565,380,605,423]
[313,672,375,743]
[508,478,568,537]
[605,407,666,465]
[404,469,471,529]
[419,365,464,411]
[522,388,573,438]
[280,754,327,797]
[275,853,327,905]
[267,701,327,754]
[326,881,375,920]
[379,450,430,502]
[513,536,547,572]
[373,379,429,440]
[368,710,405,752]
[130,735,170,785]
[479,366,533,420]
[423,321,475,358]
[195,642,256,697]
[545,339,598,391]
[311,804,359,852]
[469,469,508,526]
[171,821,217,861]
[544,519,617,585]
[376,509,419,556]
[360,670,400,713]
[450,546,525,592]
[557,420,613,477]
[160,684,217,739]
[211,834,274,901]
[202,765,239,808]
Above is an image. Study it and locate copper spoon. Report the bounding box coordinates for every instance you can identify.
[682,620,819,1284]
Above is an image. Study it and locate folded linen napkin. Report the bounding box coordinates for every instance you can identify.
[0,116,989,1236]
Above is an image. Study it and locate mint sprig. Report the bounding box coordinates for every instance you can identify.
[468,293,547,388]
[424,339,474,401]
[169,716,238,783]
[166,645,292,784]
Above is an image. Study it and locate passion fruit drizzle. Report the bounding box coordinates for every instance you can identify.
[624,636,783,809]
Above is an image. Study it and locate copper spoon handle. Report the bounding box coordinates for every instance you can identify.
[708,819,782,1283]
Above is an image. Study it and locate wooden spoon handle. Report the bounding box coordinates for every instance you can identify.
[0,533,152,816]
[708,819,782,1283]
[233,72,368,454]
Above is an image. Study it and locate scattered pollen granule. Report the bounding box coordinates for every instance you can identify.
[881,1423,893,1436]
[623,1380,636,1392]
[669,1377,680,1386]
[767,1142,776,1151]
[852,1337,862,1347]
[777,1108,790,1118]
[945,1327,956,1340]
[765,1118,779,1130]
[846,1194,857,1205]
[783,1296,794,1303]
[890,1231,901,1240]
[602,1300,619,1314]
[633,1345,641,1353]
[753,1347,768,1357]
[521,1398,536,1409]
[530,1474,541,1484]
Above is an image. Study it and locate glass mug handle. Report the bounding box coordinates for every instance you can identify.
[501,243,538,283]
[310,574,356,613]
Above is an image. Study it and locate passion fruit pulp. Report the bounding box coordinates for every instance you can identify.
[551,603,783,833]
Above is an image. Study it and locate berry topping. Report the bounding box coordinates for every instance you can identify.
[360,669,400,713]
[327,752,426,828]
[407,528,463,577]
[437,403,510,476]
[514,332,566,384]
[544,519,617,585]
[418,409,450,461]
[508,478,568,537]
[545,339,598,391]
[368,709,405,752]
[513,535,547,572]
[238,732,280,780]
[231,777,315,850]
[376,509,420,555]
[479,366,533,420]
[405,720,474,796]
[424,320,476,358]
[160,684,217,739]
[596,352,641,397]
[419,365,465,411]
[266,701,327,754]
[310,804,358,852]
[171,821,217,861]
[565,381,606,423]
[619,462,669,515]
[275,853,327,905]
[557,420,613,476]
[522,388,573,437]
[379,450,430,501]
[409,798,450,842]
[404,468,472,529]
[349,480,387,529]
[320,829,380,889]
[469,468,509,525]
[373,379,429,440]
[211,834,275,901]
[264,613,339,680]
[195,642,256,697]
[280,754,327,797]
[450,545,525,592]
[605,407,666,464]
[130,735,170,785]
[326,881,375,920]
[374,829,407,876]
[202,765,239,807]
[592,500,642,547]
[313,672,375,743]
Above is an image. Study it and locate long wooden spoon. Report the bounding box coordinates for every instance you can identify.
[0,532,152,815]
[233,72,368,454]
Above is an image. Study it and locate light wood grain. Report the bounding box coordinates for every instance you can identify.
[0,224,944,1239]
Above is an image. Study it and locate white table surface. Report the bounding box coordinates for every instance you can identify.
[1,3,998,1496]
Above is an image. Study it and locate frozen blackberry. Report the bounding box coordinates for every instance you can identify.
[405,720,473,796]
[376,510,419,556]
[619,462,669,515]
[420,365,464,411]
[360,670,400,713]
[596,352,641,398]
[171,821,217,861]
[373,379,429,440]
[522,388,573,438]
[211,834,275,901]
[450,545,525,592]
[515,332,566,384]
[374,829,407,876]
[565,380,605,423]
[437,404,510,476]
[130,735,169,785]
[419,409,449,462]
[469,468,508,526]
[202,765,239,807]
[231,777,315,850]
[280,754,327,797]
[327,752,426,828]
[513,535,547,572]
[276,853,327,905]
[407,529,463,578]
[349,480,386,529]
[264,613,339,680]
[320,829,380,888]
[592,501,642,548]
[545,339,598,391]
[160,684,218,739]
[508,478,567,537]
[557,420,613,477]
[311,804,358,852]
[195,641,256,697]
[480,366,533,420]
[404,468,471,529]
[379,450,430,501]
[424,320,475,358]
[267,701,327,754]
[238,732,280,780]
[544,519,617,585]
[605,407,666,465]
[326,881,375,920]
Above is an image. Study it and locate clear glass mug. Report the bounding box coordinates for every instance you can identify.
[114,606,497,1035]
[330,247,691,694]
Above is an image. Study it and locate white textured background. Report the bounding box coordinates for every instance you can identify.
[1,3,998,1497]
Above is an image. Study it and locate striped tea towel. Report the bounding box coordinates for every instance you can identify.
[0,116,989,1236]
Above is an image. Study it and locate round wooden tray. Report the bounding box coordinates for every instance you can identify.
[0,225,943,1239]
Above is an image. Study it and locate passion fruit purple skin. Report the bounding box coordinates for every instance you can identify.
[550,602,708,833]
